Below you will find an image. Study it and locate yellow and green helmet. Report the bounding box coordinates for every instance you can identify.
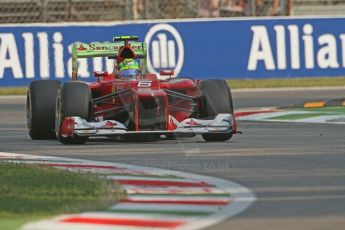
[118,58,140,79]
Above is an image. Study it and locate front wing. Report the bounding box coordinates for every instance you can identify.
[60,114,235,138]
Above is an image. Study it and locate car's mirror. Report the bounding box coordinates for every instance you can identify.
[93,71,108,77]
[160,70,174,76]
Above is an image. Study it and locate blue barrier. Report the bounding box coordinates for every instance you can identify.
[1,17,345,86]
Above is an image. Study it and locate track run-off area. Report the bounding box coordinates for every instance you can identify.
[0,152,255,230]
[0,87,345,230]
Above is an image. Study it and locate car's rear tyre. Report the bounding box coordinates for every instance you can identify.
[198,79,234,142]
[27,80,61,140]
[55,82,91,144]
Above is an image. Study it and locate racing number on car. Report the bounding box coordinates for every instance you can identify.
[138,81,152,87]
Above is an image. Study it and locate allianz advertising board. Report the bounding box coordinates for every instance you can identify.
[1,17,345,86]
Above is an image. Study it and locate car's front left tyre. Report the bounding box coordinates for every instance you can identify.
[198,79,235,142]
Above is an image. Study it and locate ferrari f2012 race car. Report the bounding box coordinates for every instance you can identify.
[27,36,237,144]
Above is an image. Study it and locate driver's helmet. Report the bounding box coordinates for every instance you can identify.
[118,58,140,80]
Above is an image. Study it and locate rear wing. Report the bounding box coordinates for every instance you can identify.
[71,36,147,80]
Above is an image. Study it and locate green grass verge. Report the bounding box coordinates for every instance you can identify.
[227,77,345,89]
[295,106,345,113]
[0,163,122,230]
[269,106,345,120]
[1,77,345,96]
[0,215,51,230]
[268,113,327,120]
[0,87,27,96]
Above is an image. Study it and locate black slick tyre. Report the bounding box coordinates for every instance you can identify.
[198,79,234,142]
[55,82,91,144]
[27,80,61,139]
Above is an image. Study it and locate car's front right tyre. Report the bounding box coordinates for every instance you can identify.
[27,80,61,140]
[55,82,92,144]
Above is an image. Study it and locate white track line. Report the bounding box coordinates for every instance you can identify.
[109,203,222,212]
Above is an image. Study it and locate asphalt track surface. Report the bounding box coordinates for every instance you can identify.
[1,87,345,230]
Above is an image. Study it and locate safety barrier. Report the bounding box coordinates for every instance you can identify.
[1,17,345,86]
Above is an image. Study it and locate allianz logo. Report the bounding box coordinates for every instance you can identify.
[145,24,184,78]
[0,24,184,80]
[151,33,176,69]
[248,24,345,71]
[0,32,115,80]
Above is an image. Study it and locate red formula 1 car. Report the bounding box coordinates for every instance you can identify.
[27,36,237,144]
